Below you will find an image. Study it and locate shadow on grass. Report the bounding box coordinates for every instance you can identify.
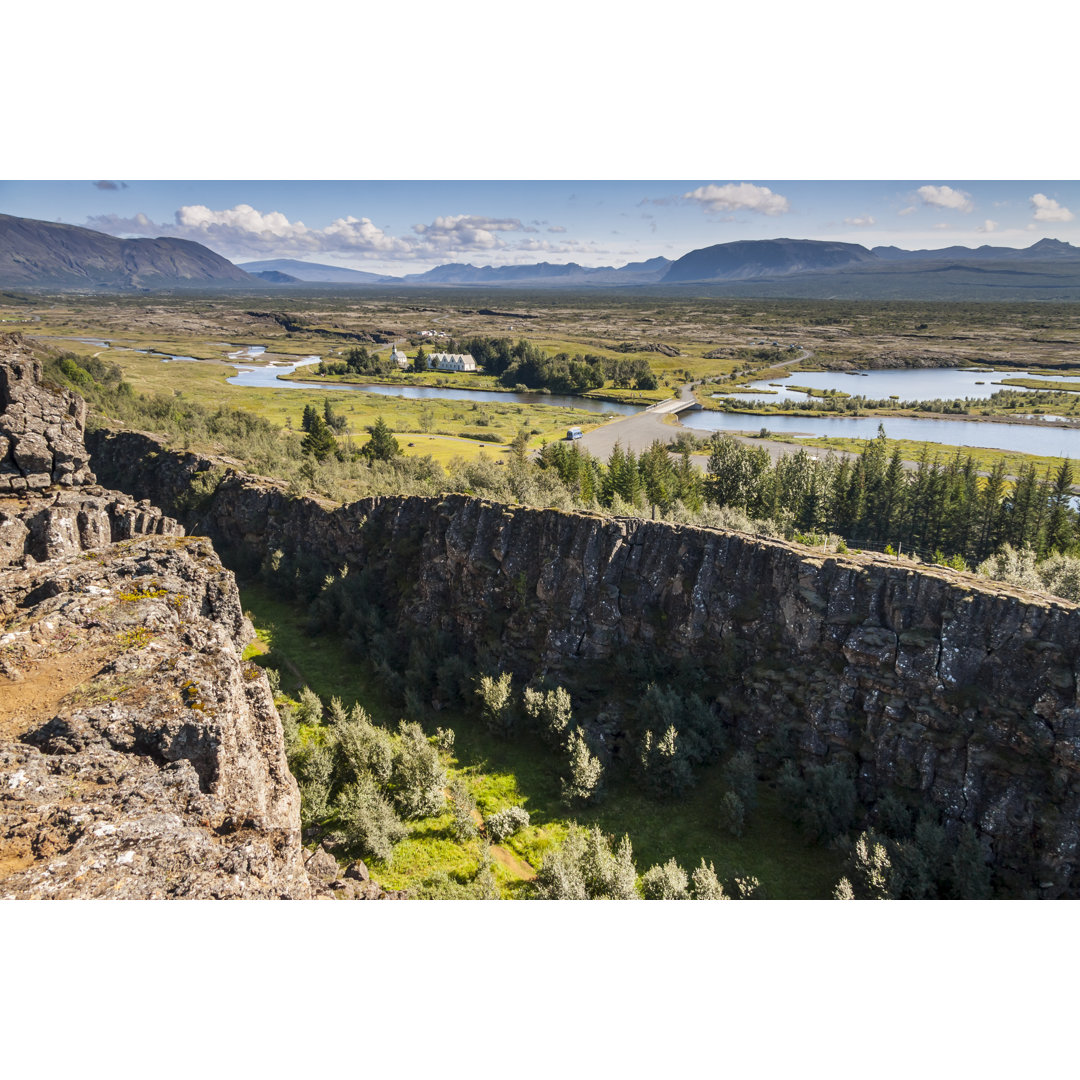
[241,580,846,899]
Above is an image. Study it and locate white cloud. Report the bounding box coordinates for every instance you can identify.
[897,206,917,216]
[916,185,974,212]
[1030,193,1075,222]
[977,219,998,233]
[89,203,415,259]
[843,215,875,227]
[683,182,790,216]
[82,204,629,271]
[411,214,528,250]
[547,225,567,233]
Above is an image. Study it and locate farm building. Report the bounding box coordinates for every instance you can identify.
[427,352,477,372]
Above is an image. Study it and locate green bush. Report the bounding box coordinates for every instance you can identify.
[523,684,572,746]
[719,790,746,838]
[484,806,530,843]
[390,720,447,819]
[477,672,514,738]
[690,860,728,900]
[331,774,407,863]
[561,727,604,806]
[640,858,689,899]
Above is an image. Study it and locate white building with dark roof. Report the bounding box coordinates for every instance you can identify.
[391,345,410,369]
[427,352,477,372]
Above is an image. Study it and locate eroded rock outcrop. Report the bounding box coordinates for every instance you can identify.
[0,344,311,898]
[87,427,1080,897]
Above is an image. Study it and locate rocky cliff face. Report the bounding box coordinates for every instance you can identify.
[0,342,310,898]
[88,427,1080,897]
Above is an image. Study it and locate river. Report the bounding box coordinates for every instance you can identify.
[225,356,643,415]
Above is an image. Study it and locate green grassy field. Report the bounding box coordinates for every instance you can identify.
[240,582,846,899]
[53,346,610,453]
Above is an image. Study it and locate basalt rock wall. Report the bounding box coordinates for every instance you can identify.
[88,428,1080,897]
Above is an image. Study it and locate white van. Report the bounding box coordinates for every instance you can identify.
[567,427,583,440]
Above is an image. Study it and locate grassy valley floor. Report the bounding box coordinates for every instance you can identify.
[240,583,846,899]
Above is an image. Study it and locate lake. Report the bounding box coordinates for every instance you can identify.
[679,410,1080,456]
[714,368,1080,403]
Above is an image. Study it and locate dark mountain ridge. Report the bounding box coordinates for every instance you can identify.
[662,238,878,282]
[0,213,254,289]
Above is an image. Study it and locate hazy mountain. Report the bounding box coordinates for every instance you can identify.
[662,238,877,283]
[237,259,395,284]
[871,238,1080,262]
[250,270,300,283]
[401,256,671,286]
[0,213,254,289]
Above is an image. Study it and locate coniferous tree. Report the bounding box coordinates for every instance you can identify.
[361,416,401,462]
[301,414,337,462]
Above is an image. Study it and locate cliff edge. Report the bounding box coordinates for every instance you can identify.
[0,338,310,898]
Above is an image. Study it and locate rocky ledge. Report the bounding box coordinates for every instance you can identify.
[0,340,316,898]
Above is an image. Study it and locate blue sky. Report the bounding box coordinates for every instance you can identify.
[2,179,1077,275]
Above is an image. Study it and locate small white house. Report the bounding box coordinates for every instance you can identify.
[391,345,410,369]
[427,352,477,373]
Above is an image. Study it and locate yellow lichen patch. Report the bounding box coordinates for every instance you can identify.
[116,626,152,649]
[118,586,168,602]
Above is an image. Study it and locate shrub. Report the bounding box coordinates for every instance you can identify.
[474,841,499,900]
[832,877,855,900]
[721,750,758,813]
[561,727,604,806]
[485,806,531,843]
[435,726,456,755]
[533,826,637,900]
[849,831,893,899]
[951,824,992,899]
[640,858,689,899]
[581,828,637,900]
[331,774,407,863]
[390,720,447,819]
[294,739,336,828]
[294,685,324,725]
[639,725,693,798]
[534,827,588,899]
[523,684,572,746]
[449,778,479,842]
[337,704,394,785]
[477,672,514,738]
[801,761,857,842]
[734,875,762,899]
[780,760,857,843]
[719,790,746,838]
[691,860,728,900]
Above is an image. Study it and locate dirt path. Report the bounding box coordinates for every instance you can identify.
[0,647,113,740]
[463,801,536,881]
[490,844,536,880]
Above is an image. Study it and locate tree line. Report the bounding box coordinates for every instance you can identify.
[446,335,658,393]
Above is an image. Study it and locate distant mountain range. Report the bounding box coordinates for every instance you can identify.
[236,259,395,284]
[2,213,1080,299]
[399,256,673,286]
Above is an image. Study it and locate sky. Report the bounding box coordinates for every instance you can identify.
[1,180,1077,276]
